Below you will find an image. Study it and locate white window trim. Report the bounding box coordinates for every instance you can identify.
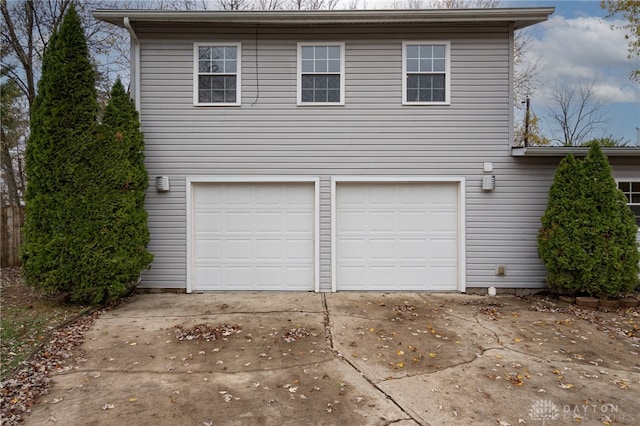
[297,42,346,106]
[402,41,451,106]
[193,42,242,106]
[617,179,640,226]
[186,176,320,294]
[330,176,466,293]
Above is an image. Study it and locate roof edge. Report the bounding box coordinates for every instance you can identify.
[511,146,640,157]
[93,8,554,30]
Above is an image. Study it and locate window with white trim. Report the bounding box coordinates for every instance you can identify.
[618,181,640,226]
[402,41,450,105]
[297,43,345,105]
[194,43,241,106]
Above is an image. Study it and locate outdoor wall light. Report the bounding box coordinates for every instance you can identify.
[156,176,170,192]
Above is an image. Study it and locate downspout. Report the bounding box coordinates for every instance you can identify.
[123,17,141,112]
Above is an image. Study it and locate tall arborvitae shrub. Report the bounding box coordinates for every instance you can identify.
[538,154,589,295]
[22,5,100,294]
[22,7,153,304]
[71,79,153,303]
[538,143,640,297]
[580,143,639,297]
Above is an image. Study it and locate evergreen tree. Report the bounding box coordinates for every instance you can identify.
[68,79,153,304]
[538,144,640,297]
[22,7,153,304]
[538,154,589,295]
[580,143,639,297]
[22,5,100,293]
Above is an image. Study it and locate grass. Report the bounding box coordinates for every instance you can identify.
[0,268,89,380]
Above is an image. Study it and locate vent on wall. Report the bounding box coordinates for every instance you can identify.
[156,176,170,192]
[482,175,495,191]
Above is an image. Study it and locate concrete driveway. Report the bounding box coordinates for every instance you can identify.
[24,292,640,425]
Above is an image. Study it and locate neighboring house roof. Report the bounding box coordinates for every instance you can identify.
[93,8,554,30]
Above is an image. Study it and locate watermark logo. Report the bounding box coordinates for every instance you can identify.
[528,399,634,424]
[529,399,560,425]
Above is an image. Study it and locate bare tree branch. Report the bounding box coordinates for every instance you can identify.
[547,80,611,146]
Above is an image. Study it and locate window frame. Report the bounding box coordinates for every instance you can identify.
[193,42,242,107]
[617,180,640,226]
[297,42,346,106]
[402,41,451,106]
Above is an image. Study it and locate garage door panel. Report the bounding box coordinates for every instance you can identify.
[195,267,221,287]
[285,211,314,232]
[430,267,457,290]
[284,267,314,287]
[367,266,395,286]
[398,211,428,232]
[431,214,456,233]
[256,267,282,285]
[255,212,281,232]
[337,239,367,260]
[399,266,428,285]
[225,239,252,260]
[431,239,456,260]
[227,267,252,287]
[193,182,315,291]
[195,239,221,259]
[336,182,458,291]
[226,212,252,233]
[370,238,396,260]
[399,239,429,259]
[286,240,314,260]
[369,212,397,232]
[194,212,221,232]
[255,239,282,259]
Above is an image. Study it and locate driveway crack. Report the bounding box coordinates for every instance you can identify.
[322,294,424,425]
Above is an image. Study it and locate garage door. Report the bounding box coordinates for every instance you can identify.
[192,182,315,291]
[336,182,459,291]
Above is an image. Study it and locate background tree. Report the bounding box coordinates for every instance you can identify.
[0,77,28,206]
[602,0,640,81]
[547,80,611,146]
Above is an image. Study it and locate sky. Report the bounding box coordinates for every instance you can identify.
[507,0,639,145]
[358,0,639,145]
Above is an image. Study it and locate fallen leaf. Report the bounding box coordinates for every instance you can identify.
[559,383,574,389]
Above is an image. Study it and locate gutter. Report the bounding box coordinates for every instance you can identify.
[123,17,141,112]
[511,146,640,157]
[94,8,555,30]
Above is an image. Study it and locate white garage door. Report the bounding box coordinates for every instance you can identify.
[192,182,315,291]
[336,182,459,291]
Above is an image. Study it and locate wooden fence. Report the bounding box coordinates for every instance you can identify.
[1,205,24,267]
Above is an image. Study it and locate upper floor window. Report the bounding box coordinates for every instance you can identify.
[402,41,450,105]
[618,181,640,226]
[194,43,241,106]
[297,43,345,105]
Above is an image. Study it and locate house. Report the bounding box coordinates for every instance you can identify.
[93,8,640,293]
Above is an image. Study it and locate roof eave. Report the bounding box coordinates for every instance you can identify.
[93,8,554,30]
[511,146,640,157]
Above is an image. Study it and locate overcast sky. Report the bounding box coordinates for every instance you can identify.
[357,0,639,145]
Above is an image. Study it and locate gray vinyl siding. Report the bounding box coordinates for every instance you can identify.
[134,22,637,291]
